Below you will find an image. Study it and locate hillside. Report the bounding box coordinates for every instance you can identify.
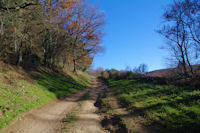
[146,68,174,77]
[0,62,91,130]
[146,65,200,78]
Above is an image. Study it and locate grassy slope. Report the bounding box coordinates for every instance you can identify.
[108,79,200,133]
[0,63,91,130]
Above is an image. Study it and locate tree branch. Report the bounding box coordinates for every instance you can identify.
[0,2,39,11]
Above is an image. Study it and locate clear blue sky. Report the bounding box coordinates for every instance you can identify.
[89,0,173,71]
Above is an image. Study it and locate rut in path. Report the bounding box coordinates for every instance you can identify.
[0,78,106,133]
[66,78,107,133]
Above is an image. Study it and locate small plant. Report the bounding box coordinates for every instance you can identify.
[64,112,77,123]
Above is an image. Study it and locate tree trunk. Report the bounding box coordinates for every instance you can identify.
[15,41,23,66]
[73,42,77,73]
[180,49,187,76]
[183,39,194,76]
[62,56,67,68]
[73,48,77,73]
[0,12,4,35]
[73,58,76,73]
[184,45,194,76]
[19,44,23,64]
[14,30,18,64]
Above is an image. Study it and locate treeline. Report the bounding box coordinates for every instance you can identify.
[158,0,200,77]
[0,0,105,72]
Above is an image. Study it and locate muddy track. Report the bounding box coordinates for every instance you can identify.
[0,78,106,133]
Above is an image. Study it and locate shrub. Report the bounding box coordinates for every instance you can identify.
[101,71,109,79]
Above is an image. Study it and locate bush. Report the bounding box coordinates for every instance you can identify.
[101,71,109,79]
[101,70,143,80]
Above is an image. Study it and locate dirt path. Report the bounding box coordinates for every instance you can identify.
[66,78,107,133]
[98,88,156,133]
[0,78,106,133]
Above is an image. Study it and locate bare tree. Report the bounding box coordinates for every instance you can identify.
[157,0,199,77]
[133,64,149,74]
[181,0,200,47]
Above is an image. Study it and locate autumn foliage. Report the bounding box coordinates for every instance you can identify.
[0,0,105,71]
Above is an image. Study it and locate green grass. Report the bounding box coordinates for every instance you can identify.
[64,111,78,123]
[0,64,91,130]
[108,79,200,133]
[35,71,91,98]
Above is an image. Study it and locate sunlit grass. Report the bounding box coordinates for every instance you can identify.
[0,66,91,130]
[0,77,56,129]
[108,79,200,133]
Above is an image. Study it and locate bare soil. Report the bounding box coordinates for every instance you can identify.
[98,89,156,133]
[0,78,106,133]
[65,78,107,133]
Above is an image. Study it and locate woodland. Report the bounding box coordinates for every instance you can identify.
[0,0,105,72]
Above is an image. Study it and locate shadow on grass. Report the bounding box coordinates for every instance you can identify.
[116,95,200,133]
[31,71,87,99]
[109,79,200,133]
